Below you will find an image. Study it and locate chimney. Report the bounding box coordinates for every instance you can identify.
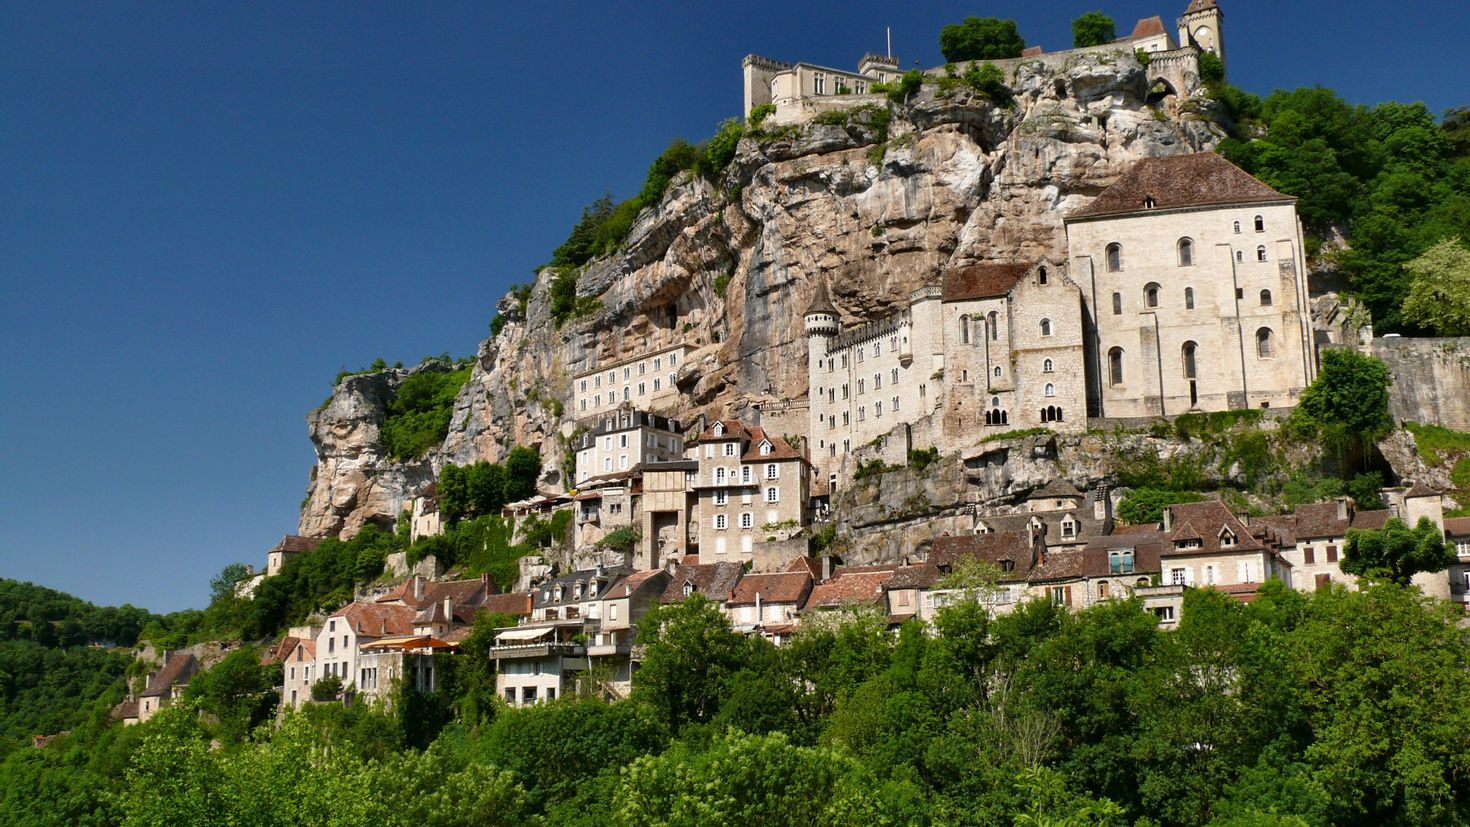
[1336,497,1349,521]
[481,572,496,594]
[1162,506,1174,533]
[413,576,425,602]
[442,597,452,623]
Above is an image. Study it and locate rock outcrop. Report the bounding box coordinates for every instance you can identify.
[301,49,1226,538]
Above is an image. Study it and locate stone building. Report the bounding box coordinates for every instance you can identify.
[741,52,901,124]
[973,478,1113,551]
[690,420,812,562]
[805,262,1085,488]
[492,567,627,706]
[1065,153,1315,418]
[572,410,683,485]
[589,569,671,697]
[572,344,691,419]
[314,602,414,700]
[637,460,699,570]
[137,651,200,724]
[1158,501,1291,594]
[1447,517,1470,613]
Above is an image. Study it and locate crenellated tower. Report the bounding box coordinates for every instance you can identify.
[1177,0,1225,70]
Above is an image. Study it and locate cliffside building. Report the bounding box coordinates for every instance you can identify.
[572,344,691,419]
[1065,153,1314,418]
[690,420,811,563]
[572,411,683,486]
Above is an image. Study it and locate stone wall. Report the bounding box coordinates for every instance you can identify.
[1370,337,1470,431]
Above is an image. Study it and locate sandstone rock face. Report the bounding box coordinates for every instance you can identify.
[301,51,1227,538]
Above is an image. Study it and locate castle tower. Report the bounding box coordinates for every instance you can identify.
[1177,0,1225,68]
[803,278,840,342]
[804,279,841,483]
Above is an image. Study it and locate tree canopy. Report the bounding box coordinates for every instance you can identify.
[1342,516,1454,585]
[1401,236,1470,335]
[1071,12,1115,48]
[939,17,1026,62]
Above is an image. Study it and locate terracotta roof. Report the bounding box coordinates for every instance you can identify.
[1111,523,1163,536]
[727,571,813,607]
[330,602,416,639]
[697,419,754,442]
[291,640,317,660]
[111,699,139,720]
[1068,153,1294,220]
[930,532,1036,581]
[1256,515,1298,547]
[804,278,838,316]
[1445,517,1470,538]
[885,564,941,590]
[606,569,671,600]
[741,426,804,462]
[142,653,199,698]
[1293,502,1350,540]
[1164,501,1263,554]
[1350,509,1393,531]
[662,561,745,604]
[480,592,533,617]
[1028,549,1090,582]
[941,263,1031,302]
[263,636,301,665]
[376,574,498,609]
[271,535,322,555]
[1127,16,1166,39]
[788,556,822,577]
[1404,481,1439,499]
[1021,45,1044,57]
[806,567,898,609]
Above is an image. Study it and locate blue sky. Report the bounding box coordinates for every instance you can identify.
[3,1,1466,613]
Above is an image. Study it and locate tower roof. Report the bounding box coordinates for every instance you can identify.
[1185,0,1219,12]
[1067,153,1292,221]
[804,279,838,316]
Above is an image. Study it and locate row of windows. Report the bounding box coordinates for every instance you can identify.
[1113,285,1274,314]
[580,353,680,391]
[578,375,677,411]
[1107,330,1276,386]
[711,464,782,484]
[1105,225,1269,272]
[959,312,1052,341]
[712,502,778,529]
[811,72,868,96]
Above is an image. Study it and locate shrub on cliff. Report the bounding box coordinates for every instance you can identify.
[382,364,472,461]
[1071,12,1115,48]
[939,16,1025,62]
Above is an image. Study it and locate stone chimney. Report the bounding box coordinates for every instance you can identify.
[1336,497,1350,521]
[412,576,425,602]
[442,597,452,624]
[480,572,495,594]
[1162,506,1174,533]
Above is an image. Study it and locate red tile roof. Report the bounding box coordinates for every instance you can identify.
[1350,509,1393,531]
[331,602,415,638]
[480,592,533,617]
[1068,153,1294,220]
[942,263,1032,302]
[1445,517,1470,538]
[142,653,199,698]
[262,636,301,665]
[806,567,898,609]
[1164,501,1263,554]
[1128,16,1166,39]
[662,561,745,604]
[271,535,322,554]
[727,571,813,607]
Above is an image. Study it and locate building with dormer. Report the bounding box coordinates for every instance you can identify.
[690,420,811,562]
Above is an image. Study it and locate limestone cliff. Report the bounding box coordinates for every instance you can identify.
[301,50,1226,538]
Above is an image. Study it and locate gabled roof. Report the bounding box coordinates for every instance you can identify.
[1350,509,1393,531]
[1030,478,1084,500]
[329,602,416,639]
[1068,153,1294,220]
[727,571,813,607]
[270,535,322,555]
[141,653,200,698]
[942,263,1032,302]
[1404,481,1439,499]
[662,561,745,604]
[1164,501,1263,554]
[376,574,499,610]
[481,592,534,617]
[930,532,1036,581]
[806,567,898,609]
[605,569,671,600]
[263,636,301,665]
[1444,517,1470,539]
[1126,16,1167,39]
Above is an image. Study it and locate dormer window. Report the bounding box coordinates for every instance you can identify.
[1220,529,1236,547]
[554,585,563,601]
[574,583,583,599]
[759,440,772,456]
[712,423,724,437]
[588,582,598,598]
[683,582,694,597]
[1061,518,1076,539]
[999,559,1016,573]
[1144,197,1156,209]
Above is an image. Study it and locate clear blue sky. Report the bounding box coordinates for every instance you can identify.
[2,1,1465,613]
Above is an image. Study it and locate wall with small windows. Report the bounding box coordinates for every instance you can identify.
[571,343,693,421]
[1066,200,1313,418]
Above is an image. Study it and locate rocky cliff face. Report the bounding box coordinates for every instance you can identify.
[301,51,1225,538]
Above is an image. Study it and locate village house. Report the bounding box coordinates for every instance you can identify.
[690,419,812,563]
[137,651,200,724]
[1065,153,1315,418]
[589,569,671,697]
[973,478,1113,552]
[572,410,684,486]
[314,602,414,701]
[804,565,899,615]
[1447,517,1470,613]
[408,483,442,542]
[636,460,699,570]
[281,638,317,708]
[659,558,745,606]
[725,568,814,631]
[572,343,692,419]
[492,567,628,706]
[1157,501,1292,598]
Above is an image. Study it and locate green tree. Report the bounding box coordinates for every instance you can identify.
[1291,349,1393,457]
[1342,516,1453,585]
[632,595,753,729]
[184,648,278,743]
[1071,12,1116,48]
[310,674,343,702]
[1400,237,1470,335]
[939,17,1025,62]
[207,563,250,606]
[503,446,541,503]
[1116,487,1204,525]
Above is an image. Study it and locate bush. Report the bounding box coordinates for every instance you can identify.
[310,674,343,702]
[1116,487,1204,524]
[381,364,472,461]
[1199,51,1225,84]
[698,119,743,178]
[1071,11,1115,48]
[939,17,1025,62]
[962,61,1011,106]
[747,103,776,129]
[596,527,640,551]
[907,447,940,472]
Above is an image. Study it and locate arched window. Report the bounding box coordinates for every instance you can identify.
[1144,283,1160,308]
[993,366,1002,378]
[1112,292,1122,315]
[1233,221,1241,234]
[1182,341,1198,380]
[1106,243,1122,272]
[1185,287,1195,309]
[1254,215,1265,232]
[1256,328,1274,358]
[1108,348,1124,386]
[987,311,999,341]
[1257,245,1267,262]
[1045,383,1056,397]
[959,314,970,344]
[1260,289,1273,306]
[1043,358,1054,373]
[1235,250,1244,263]
[1040,318,1052,336]
[1178,237,1194,266]
[1038,266,1048,285]
[992,396,1001,408]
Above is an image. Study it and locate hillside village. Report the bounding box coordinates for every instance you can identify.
[112,0,1470,730]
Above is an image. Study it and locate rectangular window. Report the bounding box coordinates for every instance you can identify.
[813,72,826,95]
[741,466,752,483]
[892,396,900,412]
[1303,546,1315,565]
[723,443,736,457]
[892,368,899,384]
[740,513,753,528]
[875,401,883,418]
[619,434,627,448]
[766,463,778,480]
[1326,545,1338,563]
[766,487,779,503]
[714,514,727,530]
[715,490,727,505]
[1171,568,1187,585]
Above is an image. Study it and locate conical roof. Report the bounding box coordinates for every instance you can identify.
[804,278,837,316]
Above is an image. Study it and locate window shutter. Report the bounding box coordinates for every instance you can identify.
[1063,585,1073,607]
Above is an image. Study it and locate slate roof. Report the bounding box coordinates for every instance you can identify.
[1068,153,1294,220]
[1028,549,1091,582]
[727,571,813,607]
[804,278,838,316]
[532,568,630,610]
[141,653,199,698]
[941,263,1032,302]
[661,561,745,604]
[376,574,499,610]
[1111,523,1164,535]
[806,567,898,609]
[1029,479,1085,500]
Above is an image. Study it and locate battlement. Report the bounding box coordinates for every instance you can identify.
[826,311,910,356]
[859,52,899,68]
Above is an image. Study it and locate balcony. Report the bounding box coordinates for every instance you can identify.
[587,640,632,657]
[491,642,585,660]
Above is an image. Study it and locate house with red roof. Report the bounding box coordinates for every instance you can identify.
[691,419,812,564]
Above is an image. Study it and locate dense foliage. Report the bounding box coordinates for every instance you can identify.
[381,363,473,461]
[938,17,1025,62]
[1342,516,1454,585]
[1071,12,1115,48]
[437,448,541,524]
[9,584,1464,825]
[1218,92,1470,331]
[240,524,397,641]
[1291,348,1393,463]
[1401,236,1470,335]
